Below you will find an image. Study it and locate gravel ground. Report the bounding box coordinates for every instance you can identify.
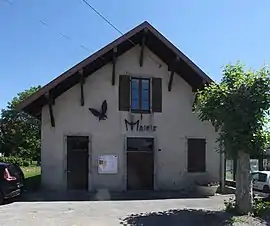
[226,216,266,226]
[0,194,268,226]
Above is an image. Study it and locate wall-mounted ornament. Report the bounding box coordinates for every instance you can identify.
[89,100,108,121]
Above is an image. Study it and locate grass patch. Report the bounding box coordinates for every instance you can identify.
[21,166,41,191]
[21,166,41,178]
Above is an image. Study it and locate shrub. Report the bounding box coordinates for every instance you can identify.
[253,198,270,217]
[0,156,35,167]
[22,160,30,167]
[225,197,270,217]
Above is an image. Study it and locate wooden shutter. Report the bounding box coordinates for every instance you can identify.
[152,78,162,112]
[119,75,130,111]
[187,138,206,172]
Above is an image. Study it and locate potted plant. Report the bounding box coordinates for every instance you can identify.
[195,181,219,196]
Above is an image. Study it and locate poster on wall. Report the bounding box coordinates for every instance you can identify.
[98,155,118,174]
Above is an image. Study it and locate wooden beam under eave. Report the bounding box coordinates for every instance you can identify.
[168,56,180,92]
[79,70,85,106]
[139,29,147,67]
[112,48,117,86]
[192,79,206,93]
[168,70,174,91]
[45,92,55,127]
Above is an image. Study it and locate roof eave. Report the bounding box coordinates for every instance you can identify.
[16,21,213,117]
[16,21,150,113]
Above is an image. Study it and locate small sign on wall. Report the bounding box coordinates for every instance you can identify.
[98,155,118,174]
[124,119,157,132]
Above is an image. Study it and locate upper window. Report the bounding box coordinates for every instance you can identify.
[119,75,162,113]
[131,78,150,113]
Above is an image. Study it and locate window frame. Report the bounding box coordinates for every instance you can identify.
[130,77,151,113]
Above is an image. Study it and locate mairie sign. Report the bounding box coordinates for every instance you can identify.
[124,119,157,132]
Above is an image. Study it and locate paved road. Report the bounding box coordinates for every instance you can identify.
[0,195,234,226]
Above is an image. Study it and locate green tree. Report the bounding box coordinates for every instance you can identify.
[0,86,41,160]
[194,63,270,214]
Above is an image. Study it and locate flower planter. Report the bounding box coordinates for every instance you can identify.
[195,185,219,196]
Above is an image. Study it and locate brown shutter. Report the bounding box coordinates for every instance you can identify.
[187,138,206,172]
[119,75,130,111]
[152,78,162,112]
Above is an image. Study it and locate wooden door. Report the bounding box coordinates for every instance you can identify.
[67,136,89,190]
[127,138,154,190]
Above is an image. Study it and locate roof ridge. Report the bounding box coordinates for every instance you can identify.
[16,21,212,117]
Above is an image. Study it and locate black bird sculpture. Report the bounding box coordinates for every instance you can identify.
[89,100,108,121]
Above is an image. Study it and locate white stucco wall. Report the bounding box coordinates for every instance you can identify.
[41,45,220,191]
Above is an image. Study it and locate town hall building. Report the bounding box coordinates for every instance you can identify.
[17,21,223,192]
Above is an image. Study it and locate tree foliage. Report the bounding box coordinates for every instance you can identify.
[0,86,41,161]
[195,63,270,214]
[196,64,270,157]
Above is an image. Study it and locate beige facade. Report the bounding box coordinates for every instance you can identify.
[41,45,220,192]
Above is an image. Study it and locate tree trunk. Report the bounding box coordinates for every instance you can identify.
[235,151,253,214]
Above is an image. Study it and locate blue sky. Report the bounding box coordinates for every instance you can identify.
[1,0,269,109]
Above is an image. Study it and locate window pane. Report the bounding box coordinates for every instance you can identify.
[258,173,267,182]
[131,79,139,110]
[141,79,150,110]
[127,138,154,152]
[252,173,259,181]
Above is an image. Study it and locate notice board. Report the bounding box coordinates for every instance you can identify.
[98,155,118,174]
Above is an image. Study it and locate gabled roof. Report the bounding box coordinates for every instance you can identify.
[16,21,213,117]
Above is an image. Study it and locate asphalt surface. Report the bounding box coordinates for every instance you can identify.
[0,194,235,226]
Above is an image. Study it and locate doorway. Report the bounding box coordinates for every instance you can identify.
[66,136,89,190]
[127,137,154,190]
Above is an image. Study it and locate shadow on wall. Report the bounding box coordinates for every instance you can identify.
[120,209,234,226]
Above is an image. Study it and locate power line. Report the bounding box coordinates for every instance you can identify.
[81,0,123,35]
[80,0,134,45]
[4,0,161,66]
[2,0,13,4]
[39,20,72,41]
[80,0,162,67]
[4,1,92,53]
[38,19,91,52]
